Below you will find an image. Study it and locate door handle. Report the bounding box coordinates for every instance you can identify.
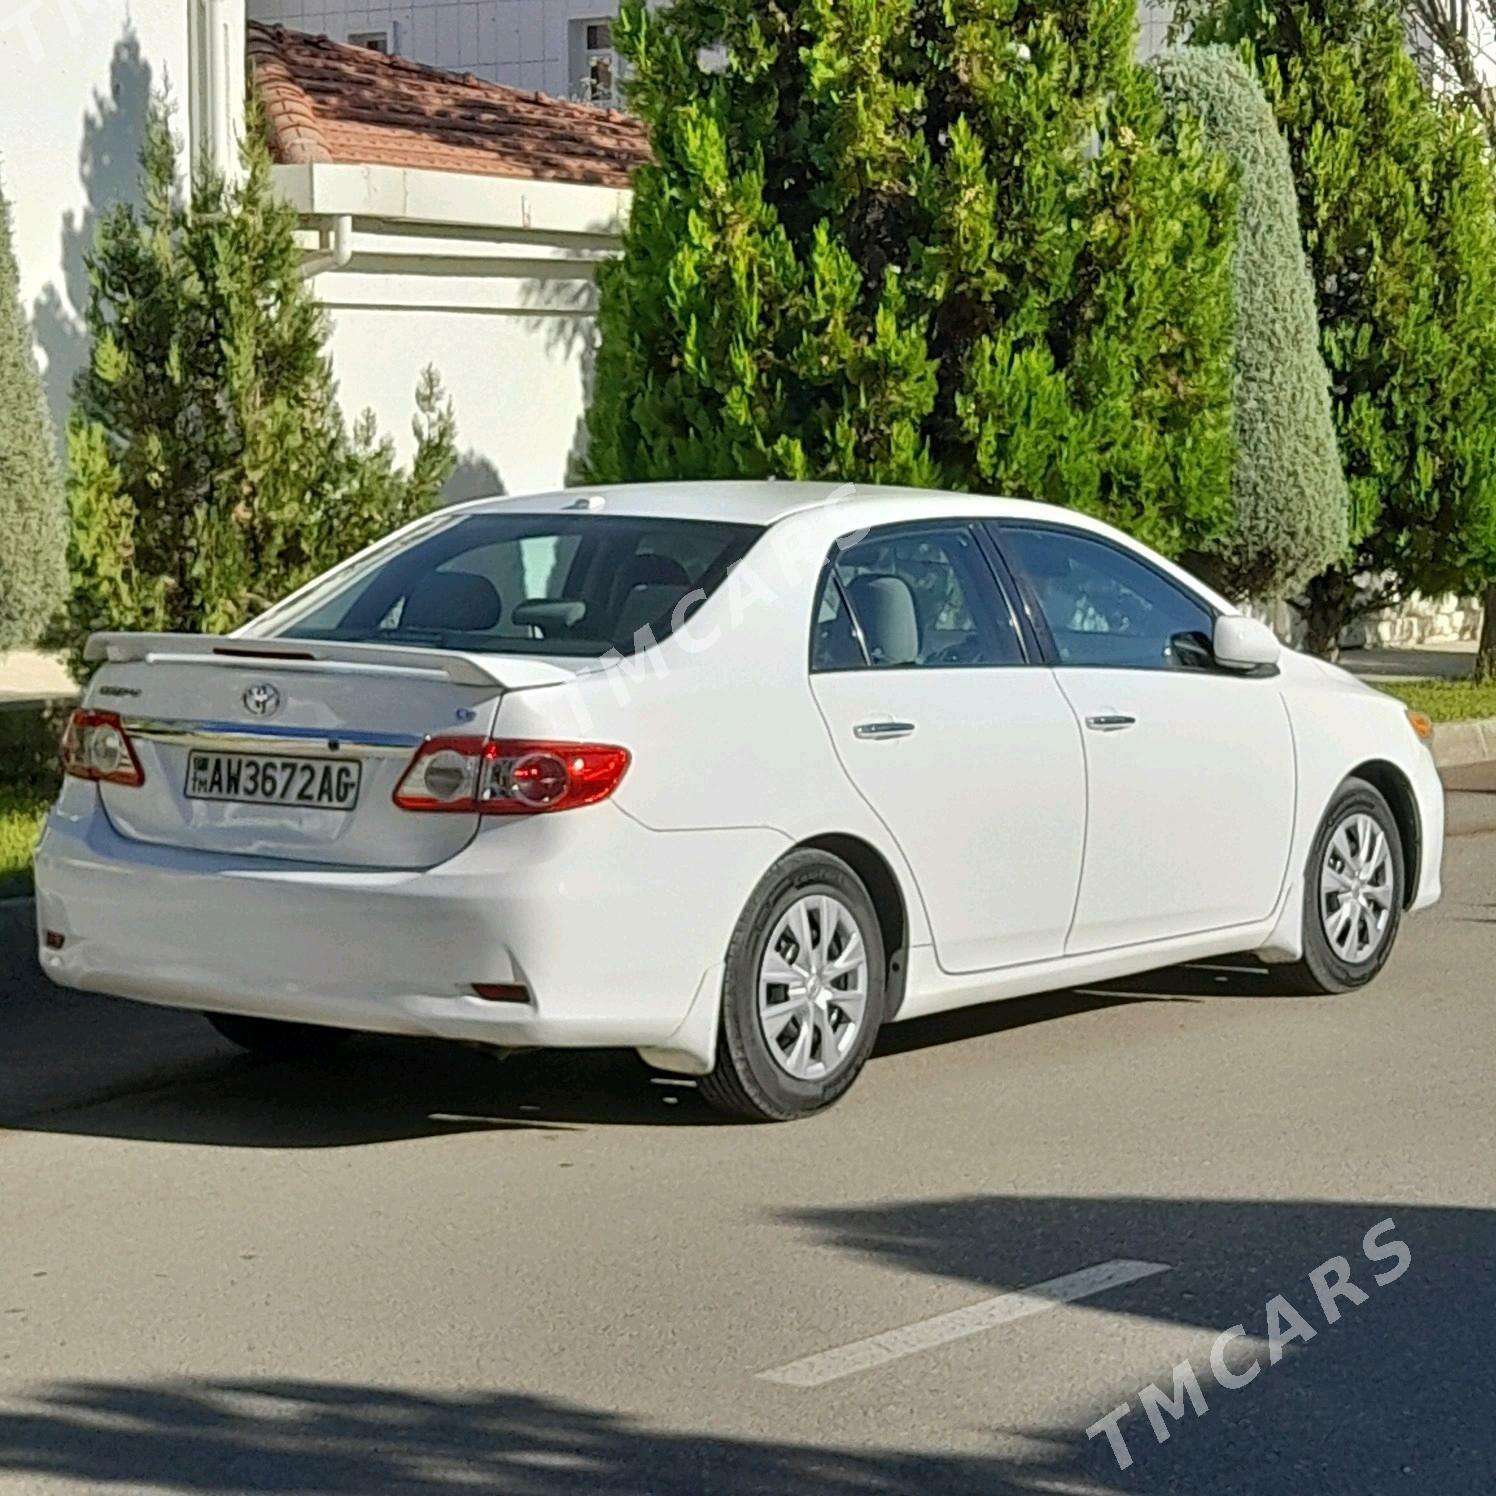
[853,720,917,741]
[1085,714,1137,733]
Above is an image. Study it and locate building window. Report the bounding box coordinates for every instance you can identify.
[576,20,618,105]
[348,30,390,54]
[1135,4,1171,61]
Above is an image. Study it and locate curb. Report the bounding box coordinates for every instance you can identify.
[1430,715,1496,770]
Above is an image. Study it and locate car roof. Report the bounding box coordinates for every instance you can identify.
[444,481,1090,530]
[438,481,1239,618]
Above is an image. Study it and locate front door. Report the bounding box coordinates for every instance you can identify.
[809,522,1087,974]
[995,521,1297,955]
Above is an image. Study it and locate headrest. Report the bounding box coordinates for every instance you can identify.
[847,574,920,666]
[614,584,693,650]
[402,571,502,632]
[617,553,692,592]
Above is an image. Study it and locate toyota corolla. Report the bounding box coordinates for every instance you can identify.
[35,484,1444,1120]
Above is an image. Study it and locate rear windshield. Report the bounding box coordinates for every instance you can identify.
[270,512,761,658]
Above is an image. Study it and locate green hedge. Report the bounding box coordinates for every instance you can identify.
[1179,0,1496,654]
[0,180,69,651]
[585,0,1238,562]
[0,697,70,795]
[1151,45,1349,600]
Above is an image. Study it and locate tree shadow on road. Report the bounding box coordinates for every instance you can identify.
[0,1196,1489,1493]
[0,1376,1068,1495]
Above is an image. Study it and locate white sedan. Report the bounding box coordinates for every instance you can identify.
[36,484,1444,1120]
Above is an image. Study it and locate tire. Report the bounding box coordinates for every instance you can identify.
[204,1011,352,1061]
[700,850,887,1122]
[1275,777,1406,996]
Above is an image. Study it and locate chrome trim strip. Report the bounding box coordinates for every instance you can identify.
[122,718,422,758]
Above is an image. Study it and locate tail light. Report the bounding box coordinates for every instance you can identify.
[393,738,630,815]
[60,709,145,787]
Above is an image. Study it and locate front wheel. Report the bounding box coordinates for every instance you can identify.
[1275,777,1405,996]
[205,1011,352,1061]
[700,851,886,1122]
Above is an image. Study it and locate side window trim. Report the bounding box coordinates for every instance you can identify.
[809,519,1031,675]
[971,523,1044,665]
[984,523,1060,666]
[835,571,873,668]
[807,564,871,673]
[987,518,1220,674]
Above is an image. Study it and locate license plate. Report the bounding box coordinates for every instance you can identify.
[185,752,362,811]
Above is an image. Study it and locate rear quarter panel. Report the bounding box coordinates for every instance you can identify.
[489,519,936,952]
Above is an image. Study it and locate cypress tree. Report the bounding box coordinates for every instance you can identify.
[586,0,1237,560]
[0,178,68,652]
[66,99,457,667]
[1150,44,1349,601]
[1178,0,1496,653]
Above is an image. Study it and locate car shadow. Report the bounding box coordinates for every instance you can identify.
[9,1041,682,1147]
[8,960,1283,1150]
[775,1193,1496,1493]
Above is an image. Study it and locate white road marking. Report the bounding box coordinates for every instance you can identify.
[757,1258,1173,1388]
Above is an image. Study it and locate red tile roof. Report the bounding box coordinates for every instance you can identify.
[248,22,650,189]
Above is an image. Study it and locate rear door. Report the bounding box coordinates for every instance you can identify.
[809,521,1087,975]
[993,521,1296,953]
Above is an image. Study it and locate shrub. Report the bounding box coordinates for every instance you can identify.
[1151,44,1349,601]
[0,178,68,652]
[586,0,1237,561]
[1177,1,1496,653]
[66,99,457,671]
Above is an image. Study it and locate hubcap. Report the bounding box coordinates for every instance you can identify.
[1320,812,1394,966]
[757,894,869,1082]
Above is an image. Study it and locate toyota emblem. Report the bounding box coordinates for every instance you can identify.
[243,682,283,719]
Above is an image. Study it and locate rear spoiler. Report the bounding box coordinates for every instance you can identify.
[84,632,580,691]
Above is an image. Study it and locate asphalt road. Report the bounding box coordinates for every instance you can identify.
[1,822,1494,1493]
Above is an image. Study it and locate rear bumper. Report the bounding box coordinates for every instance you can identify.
[35,789,786,1068]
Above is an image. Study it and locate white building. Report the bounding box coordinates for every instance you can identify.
[244,0,665,100]
[242,0,1179,99]
[1,0,643,502]
[246,21,645,492]
[1138,3,1173,58]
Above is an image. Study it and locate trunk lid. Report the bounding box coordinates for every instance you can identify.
[85,633,579,869]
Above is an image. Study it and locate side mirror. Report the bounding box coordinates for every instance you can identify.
[1213,615,1281,673]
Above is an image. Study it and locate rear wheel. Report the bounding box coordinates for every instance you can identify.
[700,850,886,1122]
[1275,778,1405,996]
[204,1012,351,1060]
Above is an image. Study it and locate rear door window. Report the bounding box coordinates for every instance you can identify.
[812,524,1025,671]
